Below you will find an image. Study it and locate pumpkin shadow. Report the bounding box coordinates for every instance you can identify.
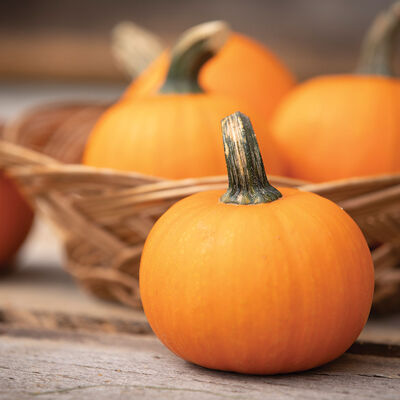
[179,344,396,380]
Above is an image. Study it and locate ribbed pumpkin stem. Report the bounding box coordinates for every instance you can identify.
[220,112,282,205]
[356,1,400,76]
[159,21,230,94]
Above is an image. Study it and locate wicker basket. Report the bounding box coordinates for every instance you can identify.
[1,103,400,314]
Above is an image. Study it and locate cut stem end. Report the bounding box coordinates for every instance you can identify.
[220,112,282,205]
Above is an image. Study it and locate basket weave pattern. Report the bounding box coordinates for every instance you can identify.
[1,103,400,313]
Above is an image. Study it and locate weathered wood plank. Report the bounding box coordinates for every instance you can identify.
[0,326,399,400]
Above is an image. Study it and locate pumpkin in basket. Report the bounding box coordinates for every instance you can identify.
[124,21,295,121]
[0,174,33,269]
[140,112,374,375]
[270,1,400,182]
[84,21,285,179]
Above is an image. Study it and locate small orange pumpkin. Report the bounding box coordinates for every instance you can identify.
[84,22,285,179]
[270,2,400,182]
[0,173,33,270]
[140,112,374,375]
[124,21,295,121]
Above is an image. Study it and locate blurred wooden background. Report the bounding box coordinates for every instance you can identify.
[0,0,398,82]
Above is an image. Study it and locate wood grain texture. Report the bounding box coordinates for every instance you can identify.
[0,326,400,400]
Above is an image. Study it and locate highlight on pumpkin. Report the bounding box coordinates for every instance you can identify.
[83,24,285,179]
[124,21,295,121]
[140,111,375,375]
[270,1,400,182]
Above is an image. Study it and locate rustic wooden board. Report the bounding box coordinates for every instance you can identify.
[0,325,400,400]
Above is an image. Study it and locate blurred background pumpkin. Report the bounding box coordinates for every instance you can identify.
[84,22,285,178]
[0,174,33,271]
[270,2,400,182]
[0,123,33,272]
[124,31,295,122]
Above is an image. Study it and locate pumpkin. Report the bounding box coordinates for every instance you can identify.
[140,112,374,375]
[270,2,400,182]
[84,22,285,179]
[124,21,295,121]
[0,173,33,270]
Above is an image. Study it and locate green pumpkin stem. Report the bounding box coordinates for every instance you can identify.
[220,112,282,205]
[159,21,230,94]
[356,1,400,76]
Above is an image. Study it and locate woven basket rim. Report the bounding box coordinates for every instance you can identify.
[2,139,400,190]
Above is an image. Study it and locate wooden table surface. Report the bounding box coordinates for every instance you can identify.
[1,220,400,400]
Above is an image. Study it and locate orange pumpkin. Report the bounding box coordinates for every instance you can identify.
[270,2,400,182]
[140,112,374,375]
[84,22,285,179]
[124,21,295,121]
[0,173,33,269]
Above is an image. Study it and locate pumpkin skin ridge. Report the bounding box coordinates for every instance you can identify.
[140,194,221,354]
[236,188,372,371]
[140,188,374,375]
[268,191,369,371]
